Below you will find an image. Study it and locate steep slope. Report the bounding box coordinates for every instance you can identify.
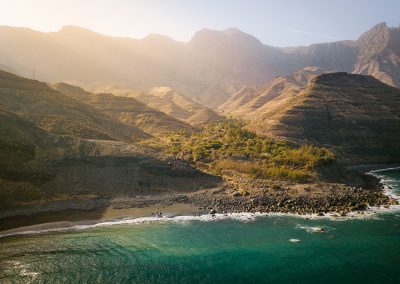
[0,70,148,141]
[0,108,70,174]
[100,86,221,125]
[52,83,193,137]
[354,23,400,87]
[0,23,399,108]
[220,66,326,116]
[248,73,400,163]
[0,108,74,208]
[218,86,261,114]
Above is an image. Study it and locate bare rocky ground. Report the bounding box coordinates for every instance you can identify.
[109,177,395,216]
[1,175,396,224]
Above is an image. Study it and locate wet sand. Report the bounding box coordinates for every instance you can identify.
[0,202,201,234]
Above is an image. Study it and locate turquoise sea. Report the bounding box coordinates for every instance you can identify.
[1,168,400,284]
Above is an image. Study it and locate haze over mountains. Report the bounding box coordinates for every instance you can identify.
[0,23,399,107]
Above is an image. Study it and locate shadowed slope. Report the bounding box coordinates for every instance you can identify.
[0,70,149,141]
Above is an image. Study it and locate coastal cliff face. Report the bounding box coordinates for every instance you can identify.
[248,73,400,164]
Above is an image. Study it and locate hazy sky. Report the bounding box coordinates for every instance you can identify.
[1,0,399,46]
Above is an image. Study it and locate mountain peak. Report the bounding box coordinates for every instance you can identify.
[356,22,391,51]
[142,33,175,42]
[222,27,244,35]
[190,27,262,48]
[310,72,377,86]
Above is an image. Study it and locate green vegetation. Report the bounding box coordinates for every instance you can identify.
[166,119,335,182]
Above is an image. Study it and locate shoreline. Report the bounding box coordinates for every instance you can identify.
[1,165,399,236]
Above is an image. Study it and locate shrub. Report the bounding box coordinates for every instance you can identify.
[165,118,335,182]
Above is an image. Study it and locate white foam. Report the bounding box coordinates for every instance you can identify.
[296,225,332,233]
[5,260,39,280]
[0,213,268,238]
[367,167,400,213]
[369,166,400,173]
[0,210,381,239]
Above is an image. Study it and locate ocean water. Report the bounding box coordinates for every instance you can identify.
[1,169,400,284]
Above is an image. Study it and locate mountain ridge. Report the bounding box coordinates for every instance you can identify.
[1,23,399,108]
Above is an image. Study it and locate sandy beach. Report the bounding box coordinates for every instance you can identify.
[0,202,202,236]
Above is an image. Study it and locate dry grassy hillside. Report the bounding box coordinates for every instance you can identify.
[52,83,194,137]
[220,66,326,117]
[0,70,148,142]
[96,85,221,125]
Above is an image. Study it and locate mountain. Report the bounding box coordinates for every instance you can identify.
[247,73,400,164]
[97,86,221,125]
[354,23,400,87]
[0,70,148,141]
[219,66,326,116]
[1,23,399,108]
[52,83,193,137]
